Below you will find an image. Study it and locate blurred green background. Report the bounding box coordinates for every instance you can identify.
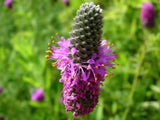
[0,0,160,120]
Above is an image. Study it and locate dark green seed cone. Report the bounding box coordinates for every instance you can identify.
[68,2,103,63]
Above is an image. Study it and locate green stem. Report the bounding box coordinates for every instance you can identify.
[122,41,146,120]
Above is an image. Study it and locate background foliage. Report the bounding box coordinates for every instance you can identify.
[0,0,160,120]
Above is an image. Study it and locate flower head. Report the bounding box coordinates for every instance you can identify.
[140,2,155,28]
[31,89,44,102]
[47,2,116,117]
[4,0,12,9]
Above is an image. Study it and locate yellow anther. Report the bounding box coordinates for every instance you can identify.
[87,67,90,70]
[88,82,90,86]
[45,55,50,58]
[45,50,52,53]
[95,77,98,81]
[51,36,54,39]
[45,50,49,53]
[112,67,116,69]
[65,78,68,82]
[59,59,62,62]
[95,73,98,75]
[48,47,51,50]
[48,43,51,46]
[56,33,58,35]
[105,74,110,77]
[105,43,108,46]
[72,81,75,83]
[71,76,75,79]
[52,40,55,44]
[108,42,110,44]
[65,60,68,63]
[72,76,74,79]
[112,58,115,62]
[52,63,56,67]
[96,66,99,69]
[101,64,105,67]
[76,64,79,67]
[112,43,114,46]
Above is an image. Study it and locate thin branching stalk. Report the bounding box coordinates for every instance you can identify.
[122,33,147,120]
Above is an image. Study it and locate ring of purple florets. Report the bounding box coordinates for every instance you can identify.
[46,35,116,117]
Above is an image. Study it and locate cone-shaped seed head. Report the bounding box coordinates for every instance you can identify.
[68,2,103,63]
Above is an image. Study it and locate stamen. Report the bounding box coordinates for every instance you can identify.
[95,77,98,81]
[65,78,68,82]
[59,59,62,62]
[108,42,110,45]
[52,40,55,44]
[45,55,50,58]
[51,36,54,39]
[45,50,50,53]
[101,64,104,67]
[112,67,116,69]
[112,58,115,62]
[71,76,75,79]
[96,66,99,69]
[95,73,98,75]
[48,43,51,46]
[76,64,79,67]
[105,74,110,77]
[45,50,52,53]
[112,43,114,46]
[72,81,75,83]
[52,63,56,67]
[56,33,58,36]
[65,60,68,63]
[87,67,90,70]
[48,47,51,50]
[87,82,90,86]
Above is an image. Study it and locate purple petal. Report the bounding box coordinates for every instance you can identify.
[81,68,87,81]
[71,47,76,56]
[92,53,97,59]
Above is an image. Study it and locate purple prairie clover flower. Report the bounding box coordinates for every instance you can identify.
[4,0,12,9]
[0,87,2,93]
[140,2,155,28]
[46,2,117,117]
[47,37,116,117]
[31,89,44,102]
